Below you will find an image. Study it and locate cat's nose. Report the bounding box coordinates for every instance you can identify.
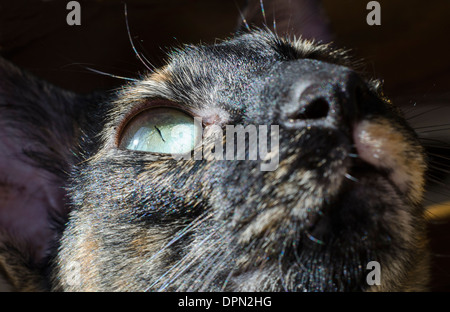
[280,68,369,130]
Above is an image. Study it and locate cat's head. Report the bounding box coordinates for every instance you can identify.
[0,3,429,292]
[52,30,428,291]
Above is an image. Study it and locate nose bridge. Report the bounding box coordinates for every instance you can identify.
[277,60,363,130]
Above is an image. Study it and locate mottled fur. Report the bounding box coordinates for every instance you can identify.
[0,28,429,291]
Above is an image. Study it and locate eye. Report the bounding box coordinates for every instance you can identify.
[118,107,202,155]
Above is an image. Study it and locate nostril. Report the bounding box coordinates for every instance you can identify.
[288,98,330,121]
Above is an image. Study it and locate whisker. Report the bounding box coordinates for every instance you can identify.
[184,230,235,288]
[293,227,309,272]
[415,123,450,130]
[196,242,235,291]
[428,165,450,175]
[234,0,250,31]
[406,105,449,121]
[428,152,450,162]
[424,187,450,199]
[424,198,450,207]
[305,231,325,245]
[139,212,213,273]
[220,237,258,291]
[272,4,277,35]
[426,173,450,185]
[260,0,267,25]
[84,67,139,82]
[157,236,221,291]
[183,246,226,291]
[136,39,156,69]
[132,213,214,291]
[124,3,154,72]
[416,127,450,134]
[150,222,227,291]
[422,143,450,149]
[420,137,450,143]
[149,238,210,291]
[345,173,359,182]
[419,137,450,148]
[432,253,450,258]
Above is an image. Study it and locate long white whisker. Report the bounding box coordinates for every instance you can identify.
[124,3,155,72]
[193,245,233,291]
[345,173,359,182]
[235,0,250,31]
[260,0,267,25]
[136,212,213,276]
[156,230,223,291]
[220,234,261,291]
[84,67,139,82]
[147,221,226,291]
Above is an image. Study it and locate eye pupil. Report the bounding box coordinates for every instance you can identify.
[118,107,201,155]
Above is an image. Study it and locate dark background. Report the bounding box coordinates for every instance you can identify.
[1,0,449,95]
[1,0,449,291]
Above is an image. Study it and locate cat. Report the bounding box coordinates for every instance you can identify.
[1,0,447,291]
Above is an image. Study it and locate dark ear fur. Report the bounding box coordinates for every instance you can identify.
[0,57,93,276]
[240,0,332,42]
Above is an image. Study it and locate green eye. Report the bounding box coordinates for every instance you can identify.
[119,108,201,155]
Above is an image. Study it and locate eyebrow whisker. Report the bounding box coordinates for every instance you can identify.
[124,3,155,72]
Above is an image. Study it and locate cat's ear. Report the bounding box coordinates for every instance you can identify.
[0,57,93,269]
[238,0,332,42]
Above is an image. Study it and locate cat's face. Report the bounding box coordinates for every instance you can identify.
[52,31,429,291]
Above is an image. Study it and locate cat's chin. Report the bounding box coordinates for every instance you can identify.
[222,161,420,291]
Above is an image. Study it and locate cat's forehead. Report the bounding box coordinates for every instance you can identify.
[107,30,353,130]
[147,31,294,97]
[164,30,348,79]
[114,31,349,103]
